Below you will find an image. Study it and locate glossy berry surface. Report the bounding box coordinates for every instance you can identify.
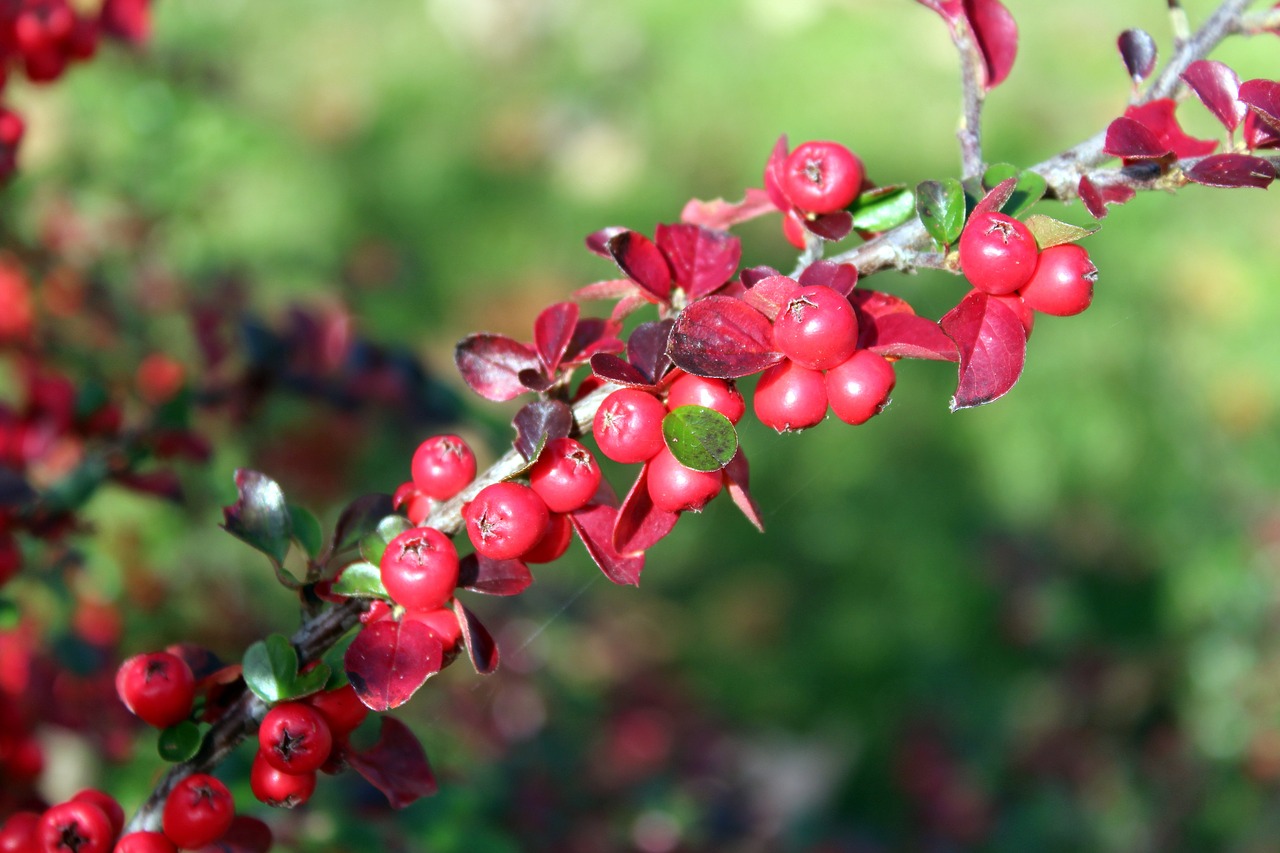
[781,210,808,249]
[592,388,667,464]
[772,284,859,370]
[379,526,459,612]
[402,607,464,651]
[115,651,195,729]
[112,831,177,853]
[39,800,113,853]
[250,754,317,809]
[0,812,39,853]
[258,702,334,774]
[410,435,476,500]
[528,437,602,513]
[463,481,550,560]
[161,774,234,850]
[521,511,573,564]
[72,791,124,840]
[781,140,864,214]
[753,360,828,432]
[646,447,722,513]
[306,684,368,737]
[958,211,1038,295]
[1018,243,1097,316]
[666,374,746,424]
[825,350,897,425]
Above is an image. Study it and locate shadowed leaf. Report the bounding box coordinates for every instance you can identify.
[222,470,292,568]
[668,295,785,379]
[513,399,573,463]
[1117,29,1157,84]
[607,231,672,302]
[916,179,966,247]
[590,353,654,389]
[940,289,1027,410]
[454,334,542,402]
[344,620,443,711]
[655,223,741,299]
[452,600,500,674]
[804,211,854,242]
[797,261,858,296]
[533,302,579,375]
[193,816,273,853]
[613,464,680,555]
[723,449,764,532]
[628,320,676,385]
[570,503,645,586]
[329,494,396,560]
[457,553,533,596]
[348,717,438,809]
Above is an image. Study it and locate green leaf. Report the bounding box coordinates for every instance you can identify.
[0,599,16,630]
[1023,214,1098,250]
[848,185,915,232]
[984,164,1048,219]
[329,561,390,599]
[359,515,413,566]
[289,504,324,560]
[915,179,966,248]
[221,470,293,567]
[158,721,202,763]
[243,634,300,704]
[661,405,738,472]
[291,662,331,699]
[42,456,109,513]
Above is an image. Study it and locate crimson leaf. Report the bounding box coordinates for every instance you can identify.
[679,188,776,231]
[667,295,784,379]
[533,302,579,375]
[613,464,680,555]
[628,320,676,385]
[1240,79,1280,133]
[803,211,854,242]
[454,334,542,402]
[347,716,438,809]
[457,553,534,596]
[655,223,741,300]
[344,619,443,711]
[1182,60,1245,132]
[607,231,672,302]
[193,817,273,853]
[940,289,1027,410]
[797,261,858,296]
[590,353,653,389]
[723,449,764,533]
[1117,29,1157,85]
[570,503,645,586]
[743,274,801,322]
[964,0,1018,90]
[1124,100,1216,158]
[762,135,792,210]
[1185,154,1275,189]
[452,599,500,674]
[1077,174,1135,219]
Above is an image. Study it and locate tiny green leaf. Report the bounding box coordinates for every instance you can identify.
[288,505,324,560]
[243,634,299,704]
[982,165,1048,219]
[0,599,17,630]
[290,661,331,699]
[1023,214,1098,250]
[661,405,737,472]
[359,515,413,566]
[158,721,203,763]
[848,185,915,232]
[222,470,293,567]
[915,179,966,248]
[329,561,390,599]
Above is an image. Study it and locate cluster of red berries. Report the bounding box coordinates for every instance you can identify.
[251,685,367,809]
[769,140,866,249]
[958,210,1097,323]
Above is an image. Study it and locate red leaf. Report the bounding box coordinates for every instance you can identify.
[1103,116,1172,160]
[797,261,858,296]
[607,231,672,302]
[573,278,638,302]
[667,295,785,379]
[723,449,764,533]
[513,399,573,462]
[762,135,792,211]
[585,227,628,259]
[655,224,742,300]
[803,211,854,242]
[680,188,776,230]
[1244,111,1280,150]
[1123,100,1216,158]
[454,334,542,402]
[914,0,963,19]
[569,503,645,586]
[963,0,1018,89]
[742,274,800,323]
[740,266,781,288]
[1185,153,1275,188]
[563,317,624,367]
[347,717,438,809]
[864,314,960,362]
[193,817,273,853]
[1240,79,1280,133]
[849,288,916,319]
[972,177,1018,217]
[452,599,500,674]
[590,353,653,389]
[112,470,184,502]
[1117,29,1157,85]
[533,302,579,375]
[939,289,1027,410]
[613,464,680,554]
[627,320,675,385]
[344,619,443,711]
[1077,174,1135,219]
[1181,60,1245,132]
[457,553,534,596]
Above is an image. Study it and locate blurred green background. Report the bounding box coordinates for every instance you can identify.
[8,0,1280,850]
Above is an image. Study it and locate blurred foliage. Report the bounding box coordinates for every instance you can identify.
[5,0,1280,851]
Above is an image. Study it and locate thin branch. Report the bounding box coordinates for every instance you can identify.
[951,20,988,179]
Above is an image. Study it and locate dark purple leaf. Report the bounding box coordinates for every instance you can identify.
[740,266,781,288]
[533,302,579,375]
[865,314,960,362]
[797,261,858,296]
[457,553,534,596]
[221,469,292,566]
[452,599,500,674]
[964,0,1018,90]
[762,135,792,210]
[655,223,742,299]
[1077,174,1135,219]
[742,274,801,322]
[569,503,645,586]
[1185,153,1275,188]
[939,289,1027,410]
[113,470,184,502]
[344,619,443,711]
[1103,116,1172,161]
[585,226,628,259]
[1117,29,1157,85]
[1124,100,1216,158]
[193,817,273,853]
[1240,79,1280,133]
[512,399,573,462]
[627,320,675,384]
[563,317,624,366]
[454,334,542,402]
[517,369,554,393]
[679,188,776,230]
[607,231,672,302]
[1245,111,1280,150]
[668,295,784,379]
[590,353,653,388]
[329,493,396,559]
[803,211,854,242]
[1182,60,1245,131]
[347,717,438,809]
[168,644,227,683]
[612,464,680,554]
[723,449,764,533]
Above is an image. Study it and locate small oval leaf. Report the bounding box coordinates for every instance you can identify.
[1117,28,1157,85]
[347,717,438,809]
[344,620,443,711]
[940,289,1027,410]
[916,179,966,247]
[667,296,784,379]
[359,515,414,566]
[222,470,293,567]
[330,561,390,599]
[1184,153,1275,189]
[158,721,203,763]
[288,505,323,561]
[1182,60,1245,132]
[454,334,542,403]
[242,634,299,704]
[1022,214,1098,250]
[661,405,738,472]
[848,185,915,232]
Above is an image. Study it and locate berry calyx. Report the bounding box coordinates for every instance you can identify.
[161,774,234,850]
[39,800,114,853]
[772,284,859,370]
[379,526,459,612]
[258,702,334,775]
[958,211,1038,295]
[825,350,896,425]
[1018,243,1097,316]
[666,374,746,424]
[528,437,602,513]
[646,447,723,513]
[410,435,477,500]
[114,651,196,729]
[592,388,667,464]
[462,481,551,560]
[781,140,864,214]
[753,360,828,432]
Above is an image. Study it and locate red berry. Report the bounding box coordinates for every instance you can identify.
[666,374,745,424]
[113,831,176,853]
[0,812,40,853]
[781,210,809,250]
[410,435,476,500]
[646,447,722,513]
[958,211,1038,295]
[258,702,334,775]
[772,285,859,370]
[402,607,463,651]
[592,388,667,464]
[99,0,151,44]
[1018,243,1097,316]
[781,141,864,214]
[161,774,234,850]
[825,350,896,425]
[39,800,114,853]
[250,753,316,809]
[115,651,195,729]
[753,360,827,432]
[306,684,368,737]
[520,512,572,565]
[135,354,185,406]
[0,109,23,148]
[462,482,550,560]
[391,481,432,525]
[72,791,124,840]
[528,437,602,513]
[379,526,459,612]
